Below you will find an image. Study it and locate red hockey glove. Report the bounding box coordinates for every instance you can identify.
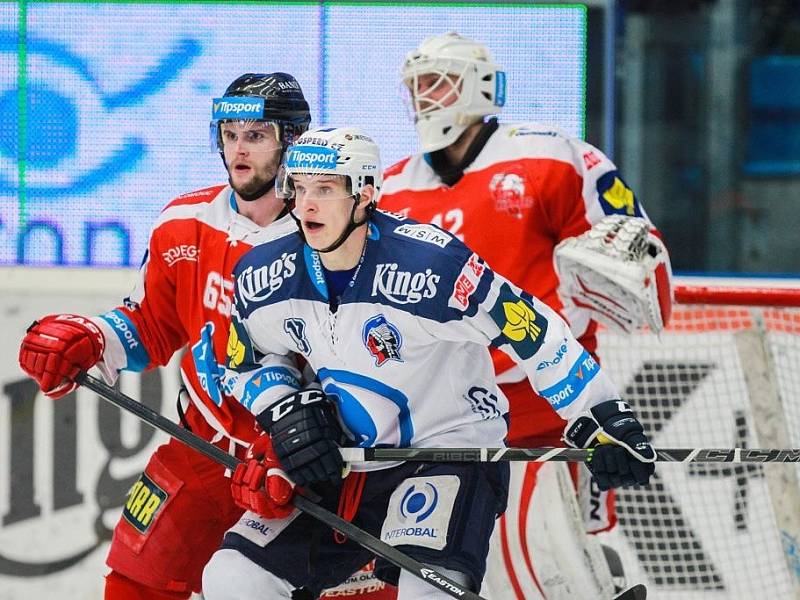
[19,314,105,399]
[231,433,295,519]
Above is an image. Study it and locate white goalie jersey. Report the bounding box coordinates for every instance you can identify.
[223,212,622,470]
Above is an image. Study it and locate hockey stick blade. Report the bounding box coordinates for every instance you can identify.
[614,583,647,600]
[339,447,800,463]
[76,372,485,600]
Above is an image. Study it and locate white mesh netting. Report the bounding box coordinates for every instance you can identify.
[595,296,800,598]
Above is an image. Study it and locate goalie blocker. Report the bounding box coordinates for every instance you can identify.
[555,215,673,333]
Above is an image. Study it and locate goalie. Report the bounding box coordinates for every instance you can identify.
[380,32,672,598]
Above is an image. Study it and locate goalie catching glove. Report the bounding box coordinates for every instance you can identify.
[256,389,345,487]
[554,215,673,333]
[564,400,655,491]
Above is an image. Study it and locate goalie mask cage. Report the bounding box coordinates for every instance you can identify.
[595,277,800,599]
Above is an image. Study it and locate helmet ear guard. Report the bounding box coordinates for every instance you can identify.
[402,32,506,152]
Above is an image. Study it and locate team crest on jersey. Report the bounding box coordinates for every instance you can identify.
[489,283,548,359]
[362,314,403,366]
[284,318,312,355]
[597,171,642,217]
[489,171,533,218]
[123,474,168,534]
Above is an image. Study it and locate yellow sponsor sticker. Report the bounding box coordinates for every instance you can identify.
[501,300,543,342]
[227,321,246,368]
[122,474,167,533]
[602,177,636,216]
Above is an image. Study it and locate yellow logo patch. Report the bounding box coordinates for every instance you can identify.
[501,300,543,343]
[227,322,245,368]
[602,177,636,216]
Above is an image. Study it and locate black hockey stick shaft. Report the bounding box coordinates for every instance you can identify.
[614,583,647,600]
[340,447,800,464]
[76,373,484,600]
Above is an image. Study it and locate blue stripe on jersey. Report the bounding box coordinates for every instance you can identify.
[304,245,328,300]
[318,368,414,447]
[367,221,380,240]
[241,366,300,411]
[539,349,600,410]
[100,309,150,371]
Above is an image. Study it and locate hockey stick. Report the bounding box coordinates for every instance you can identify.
[339,447,800,464]
[76,373,485,600]
[615,583,647,600]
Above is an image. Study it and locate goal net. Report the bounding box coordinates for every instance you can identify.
[596,278,800,599]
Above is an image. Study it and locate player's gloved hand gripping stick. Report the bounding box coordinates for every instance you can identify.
[75,372,484,600]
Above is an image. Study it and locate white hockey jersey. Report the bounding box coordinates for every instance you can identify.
[224,211,621,471]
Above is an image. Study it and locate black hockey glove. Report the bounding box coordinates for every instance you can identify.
[564,400,655,491]
[256,389,344,487]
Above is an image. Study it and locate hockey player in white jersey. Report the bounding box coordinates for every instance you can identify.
[201,127,656,600]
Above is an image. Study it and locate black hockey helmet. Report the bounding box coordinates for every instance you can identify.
[211,72,311,153]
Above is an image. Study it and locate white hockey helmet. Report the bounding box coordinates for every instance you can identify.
[279,126,382,204]
[402,32,506,152]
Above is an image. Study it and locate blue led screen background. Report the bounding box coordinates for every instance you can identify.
[1,2,586,267]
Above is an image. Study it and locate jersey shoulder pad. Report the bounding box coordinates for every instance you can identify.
[383,156,411,180]
[376,213,473,277]
[491,122,616,178]
[375,208,412,222]
[502,121,570,142]
[149,184,228,247]
[163,184,227,211]
[380,154,437,195]
[377,212,463,254]
[368,217,479,319]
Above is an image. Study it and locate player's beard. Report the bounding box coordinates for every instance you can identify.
[229,155,281,202]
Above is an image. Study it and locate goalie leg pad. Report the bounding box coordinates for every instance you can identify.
[482,462,615,599]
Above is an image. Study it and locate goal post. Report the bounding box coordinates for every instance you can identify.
[596,277,800,599]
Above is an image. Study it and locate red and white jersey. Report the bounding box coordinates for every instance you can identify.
[381,121,653,381]
[92,184,296,446]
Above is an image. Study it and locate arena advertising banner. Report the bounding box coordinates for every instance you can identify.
[0,2,587,268]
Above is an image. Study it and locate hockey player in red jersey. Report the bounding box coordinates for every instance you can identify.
[380,32,673,598]
[18,73,311,600]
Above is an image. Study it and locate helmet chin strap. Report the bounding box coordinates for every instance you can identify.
[288,195,374,254]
